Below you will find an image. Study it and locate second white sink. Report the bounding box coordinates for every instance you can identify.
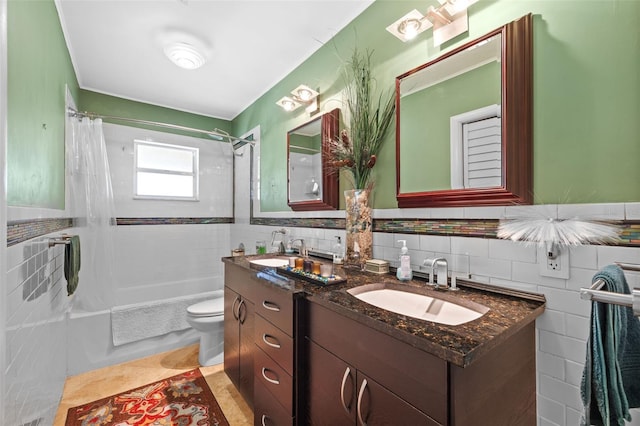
[250,258,289,267]
[347,285,488,326]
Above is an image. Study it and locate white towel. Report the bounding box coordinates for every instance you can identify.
[111,291,218,346]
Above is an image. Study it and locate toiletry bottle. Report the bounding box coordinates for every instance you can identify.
[332,236,344,265]
[396,240,413,281]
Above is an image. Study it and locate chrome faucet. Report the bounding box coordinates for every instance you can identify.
[271,228,287,254]
[291,238,307,257]
[423,257,448,289]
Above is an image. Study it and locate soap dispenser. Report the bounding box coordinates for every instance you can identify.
[396,240,413,281]
[332,236,344,265]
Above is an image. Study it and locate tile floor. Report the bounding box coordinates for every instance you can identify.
[53,344,253,425]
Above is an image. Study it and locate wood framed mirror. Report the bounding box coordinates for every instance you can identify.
[287,108,340,211]
[396,14,532,208]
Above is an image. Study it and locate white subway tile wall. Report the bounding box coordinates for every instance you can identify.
[5,236,68,426]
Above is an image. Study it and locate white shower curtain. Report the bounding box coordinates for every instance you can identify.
[67,116,117,311]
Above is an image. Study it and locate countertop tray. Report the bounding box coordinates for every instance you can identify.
[277,266,346,286]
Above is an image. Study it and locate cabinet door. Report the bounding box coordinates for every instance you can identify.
[238,296,255,408]
[224,286,241,389]
[356,372,440,426]
[305,339,356,426]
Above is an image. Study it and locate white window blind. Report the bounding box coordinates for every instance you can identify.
[134,140,199,200]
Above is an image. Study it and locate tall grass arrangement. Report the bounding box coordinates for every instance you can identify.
[328,48,395,190]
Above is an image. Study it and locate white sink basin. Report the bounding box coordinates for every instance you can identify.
[250,258,289,267]
[347,285,488,326]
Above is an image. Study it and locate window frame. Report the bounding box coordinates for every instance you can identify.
[133,139,199,201]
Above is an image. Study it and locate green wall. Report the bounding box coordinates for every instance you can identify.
[7,0,78,208]
[233,0,640,211]
[79,91,232,138]
[400,62,500,192]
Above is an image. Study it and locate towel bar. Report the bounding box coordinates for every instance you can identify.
[48,235,74,248]
[580,262,640,316]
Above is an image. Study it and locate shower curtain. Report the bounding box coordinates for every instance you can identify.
[67,116,116,311]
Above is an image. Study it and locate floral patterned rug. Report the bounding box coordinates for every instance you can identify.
[65,369,229,425]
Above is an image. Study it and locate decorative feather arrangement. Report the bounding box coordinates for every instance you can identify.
[497,217,621,246]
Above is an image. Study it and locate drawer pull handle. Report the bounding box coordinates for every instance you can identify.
[261,414,269,426]
[231,296,240,321]
[262,300,281,312]
[262,334,281,349]
[357,378,368,426]
[340,367,353,414]
[261,367,280,385]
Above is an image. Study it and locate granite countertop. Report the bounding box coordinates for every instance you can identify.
[222,254,546,367]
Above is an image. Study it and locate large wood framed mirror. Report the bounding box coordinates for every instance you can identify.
[287,108,340,211]
[396,14,532,208]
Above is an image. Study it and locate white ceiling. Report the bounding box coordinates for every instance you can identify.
[55,0,374,121]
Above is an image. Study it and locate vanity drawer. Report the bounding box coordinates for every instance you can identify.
[254,346,293,415]
[255,314,294,376]
[254,380,294,426]
[253,282,294,336]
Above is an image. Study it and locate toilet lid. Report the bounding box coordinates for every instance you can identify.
[187,299,224,317]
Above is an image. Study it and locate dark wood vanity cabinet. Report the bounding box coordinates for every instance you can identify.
[305,300,537,426]
[224,265,255,407]
[224,285,255,408]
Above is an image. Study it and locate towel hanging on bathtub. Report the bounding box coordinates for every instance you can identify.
[64,235,81,296]
[581,264,640,426]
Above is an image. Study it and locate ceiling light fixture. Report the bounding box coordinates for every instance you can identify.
[164,42,206,70]
[276,84,320,114]
[386,0,478,46]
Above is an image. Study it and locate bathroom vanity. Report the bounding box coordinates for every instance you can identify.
[222,255,545,426]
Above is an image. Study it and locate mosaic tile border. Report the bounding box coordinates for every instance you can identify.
[252,217,640,247]
[116,217,234,226]
[7,218,73,247]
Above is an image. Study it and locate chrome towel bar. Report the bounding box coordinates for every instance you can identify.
[579,262,640,316]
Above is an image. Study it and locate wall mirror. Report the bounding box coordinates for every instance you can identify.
[396,14,532,208]
[287,108,339,211]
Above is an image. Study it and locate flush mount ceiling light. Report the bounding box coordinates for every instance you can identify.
[386,0,478,46]
[164,42,206,70]
[276,84,320,114]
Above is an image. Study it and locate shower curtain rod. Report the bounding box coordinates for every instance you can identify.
[67,107,255,148]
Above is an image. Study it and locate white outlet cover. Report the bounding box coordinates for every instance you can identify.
[538,246,570,279]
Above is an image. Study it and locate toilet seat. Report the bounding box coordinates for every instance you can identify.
[187,299,224,317]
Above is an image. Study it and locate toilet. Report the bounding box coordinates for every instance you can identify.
[186,298,225,366]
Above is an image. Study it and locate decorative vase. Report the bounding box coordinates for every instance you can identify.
[344,189,372,268]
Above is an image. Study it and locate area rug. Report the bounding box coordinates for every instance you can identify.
[65,368,229,426]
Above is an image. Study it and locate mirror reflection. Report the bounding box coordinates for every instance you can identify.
[287,108,339,211]
[396,14,533,208]
[289,119,322,202]
[399,34,502,193]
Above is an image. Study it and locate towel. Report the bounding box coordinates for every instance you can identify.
[581,264,640,426]
[64,236,81,296]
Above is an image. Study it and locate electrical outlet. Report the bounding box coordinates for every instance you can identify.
[538,246,570,279]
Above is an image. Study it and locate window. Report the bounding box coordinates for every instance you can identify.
[134,140,199,200]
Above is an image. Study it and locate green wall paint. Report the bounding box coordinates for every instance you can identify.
[400,62,500,192]
[233,0,640,210]
[79,91,232,138]
[7,0,79,208]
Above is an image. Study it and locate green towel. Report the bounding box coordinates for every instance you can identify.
[64,236,81,296]
[581,264,640,426]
